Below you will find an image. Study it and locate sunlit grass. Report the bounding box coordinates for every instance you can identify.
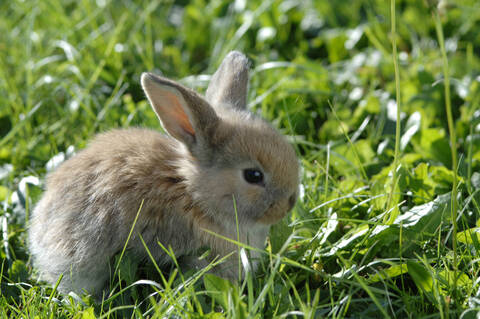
[434,7,459,295]
[385,0,402,225]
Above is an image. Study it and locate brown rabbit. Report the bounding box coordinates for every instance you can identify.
[28,51,299,296]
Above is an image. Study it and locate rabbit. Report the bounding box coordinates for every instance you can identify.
[28,51,299,297]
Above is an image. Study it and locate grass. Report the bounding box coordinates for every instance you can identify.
[385,0,402,225]
[1,0,480,317]
[434,8,459,295]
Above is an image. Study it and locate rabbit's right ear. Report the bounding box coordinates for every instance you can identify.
[141,73,219,153]
[206,51,249,111]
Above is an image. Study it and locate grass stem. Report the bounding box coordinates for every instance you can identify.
[385,0,402,223]
[434,9,458,296]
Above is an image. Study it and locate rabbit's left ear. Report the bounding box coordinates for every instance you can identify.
[141,73,219,154]
[206,51,249,111]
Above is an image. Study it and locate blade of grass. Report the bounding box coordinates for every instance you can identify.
[325,141,331,205]
[113,199,144,280]
[385,0,402,224]
[434,9,458,296]
[45,274,63,308]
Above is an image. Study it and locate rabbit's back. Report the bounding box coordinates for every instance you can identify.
[28,128,193,294]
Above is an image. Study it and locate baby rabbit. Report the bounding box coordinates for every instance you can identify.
[28,51,299,296]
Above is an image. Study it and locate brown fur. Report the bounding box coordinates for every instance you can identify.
[28,51,299,296]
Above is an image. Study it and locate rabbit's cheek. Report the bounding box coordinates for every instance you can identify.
[244,186,264,203]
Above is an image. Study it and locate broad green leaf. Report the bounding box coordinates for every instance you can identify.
[319,212,338,245]
[417,128,451,167]
[401,153,423,164]
[400,111,421,150]
[353,94,381,119]
[204,274,236,310]
[326,32,348,63]
[324,223,369,256]
[429,166,455,194]
[364,94,381,114]
[332,139,375,176]
[407,261,433,293]
[438,270,472,289]
[269,218,292,254]
[371,192,450,237]
[410,163,435,203]
[81,307,96,319]
[0,185,8,201]
[204,274,247,318]
[456,227,480,248]
[0,147,10,160]
[114,252,138,285]
[368,263,408,283]
[205,313,226,319]
[8,260,28,282]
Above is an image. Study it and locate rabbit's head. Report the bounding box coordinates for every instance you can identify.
[141,51,299,227]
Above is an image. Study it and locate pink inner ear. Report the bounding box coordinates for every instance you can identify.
[163,90,195,136]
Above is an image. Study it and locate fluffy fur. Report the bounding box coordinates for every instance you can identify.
[28,51,299,296]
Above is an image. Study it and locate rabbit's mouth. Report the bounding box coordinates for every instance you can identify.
[256,201,288,225]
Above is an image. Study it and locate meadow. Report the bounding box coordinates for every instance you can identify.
[1,0,480,317]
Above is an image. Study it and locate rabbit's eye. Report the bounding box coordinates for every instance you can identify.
[243,168,264,185]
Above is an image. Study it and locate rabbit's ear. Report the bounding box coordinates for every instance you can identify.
[206,51,249,111]
[141,73,219,152]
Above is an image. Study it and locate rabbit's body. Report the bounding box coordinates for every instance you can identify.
[30,129,193,293]
[29,52,299,296]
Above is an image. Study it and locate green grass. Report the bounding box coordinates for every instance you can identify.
[1,0,480,317]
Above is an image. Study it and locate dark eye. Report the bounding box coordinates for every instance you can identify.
[243,168,264,184]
